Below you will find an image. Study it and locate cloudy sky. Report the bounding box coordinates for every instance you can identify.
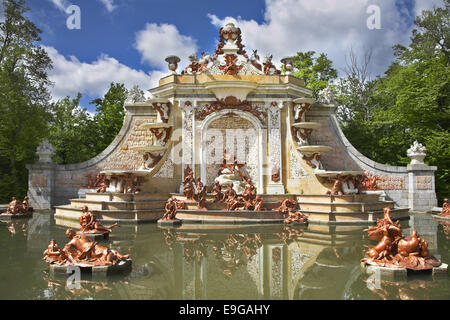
[21,0,444,112]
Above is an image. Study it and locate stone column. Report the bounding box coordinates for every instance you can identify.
[179,100,195,191]
[406,141,437,211]
[26,140,56,210]
[267,101,285,194]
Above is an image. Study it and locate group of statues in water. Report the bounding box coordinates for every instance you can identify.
[361,208,441,270]
[438,198,449,217]
[273,199,308,224]
[43,206,129,267]
[2,196,32,215]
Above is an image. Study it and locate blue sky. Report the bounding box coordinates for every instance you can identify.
[19,0,444,112]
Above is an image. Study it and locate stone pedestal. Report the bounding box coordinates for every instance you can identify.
[407,164,437,212]
[267,184,285,194]
[26,162,56,210]
[157,218,182,227]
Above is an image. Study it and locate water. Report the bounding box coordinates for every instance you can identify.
[0,212,449,300]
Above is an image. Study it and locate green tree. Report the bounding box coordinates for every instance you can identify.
[0,0,52,202]
[337,0,449,204]
[292,51,338,97]
[47,94,99,164]
[90,82,127,155]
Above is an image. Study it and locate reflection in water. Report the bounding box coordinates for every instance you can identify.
[0,212,448,300]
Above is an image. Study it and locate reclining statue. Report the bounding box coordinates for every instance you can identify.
[43,229,129,267]
[78,205,118,235]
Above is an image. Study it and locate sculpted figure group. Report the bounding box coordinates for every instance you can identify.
[214,178,263,212]
[78,206,118,235]
[361,208,441,270]
[161,197,184,221]
[2,196,32,215]
[438,198,449,217]
[43,229,129,267]
[272,199,308,224]
[43,205,128,267]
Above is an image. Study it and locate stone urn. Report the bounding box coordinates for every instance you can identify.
[407,140,426,165]
[280,56,295,75]
[165,55,180,74]
[36,140,55,163]
[222,22,239,43]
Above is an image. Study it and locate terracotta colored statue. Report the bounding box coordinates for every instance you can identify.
[361,172,380,190]
[3,196,32,215]
[183,166,195,201]
[96,174,109,193]
[284,210,308,224]
[78,206,118,235]
[242,178,256,202]
[253,195,264,211]
[43,239,69,265]
[439,198,450,217]
[326,175,344,195]
[197,181,207,211]
[361,208,441,270]
[162,197,178,220]
[212,181,225,202]
[218,149,247,181]
[43,229,129,267]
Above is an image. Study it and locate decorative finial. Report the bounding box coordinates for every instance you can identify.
[280,56,296,75]
[125,85,146,104]
[165,55,181,74]
[407,140,426,164]
[317,87,336,105]
[36,140,55,163]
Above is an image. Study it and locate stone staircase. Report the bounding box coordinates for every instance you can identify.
[54,191,409,225]
[54,192,170,223]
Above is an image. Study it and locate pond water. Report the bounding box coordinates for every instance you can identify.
[0,212,449,300]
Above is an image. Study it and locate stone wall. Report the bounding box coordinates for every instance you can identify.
[306,105,437,211]
[27,104,181,209]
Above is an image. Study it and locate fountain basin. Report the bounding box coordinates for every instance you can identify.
[297,145,332,155]
[291,122,321,129]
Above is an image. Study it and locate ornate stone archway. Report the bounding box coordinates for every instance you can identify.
[200,109,265,193]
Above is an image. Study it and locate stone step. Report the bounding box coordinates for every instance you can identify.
[54,205,164,223]
[85,192,171,202]
[299,201,395,213]
[70,199,168,210]
[295,193,381,203]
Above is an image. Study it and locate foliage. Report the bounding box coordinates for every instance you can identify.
[47,94,98,164]
[292,51,338,97]
[90,82,127,155]
[0,0,52,202]
[336,0,449,204]
[48,83,127,165]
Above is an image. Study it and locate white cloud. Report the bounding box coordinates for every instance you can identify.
[48,0,71,12]
[208,0,444,77]
[43,46,165,101]
[135,23,198,69]
[98,0,117,13]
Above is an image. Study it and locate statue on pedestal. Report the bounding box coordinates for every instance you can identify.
[183,166,195,201]
[212,181,225,202]
[78,206,118,235]
[438,198,449,217]
[273,199,308,224]
[161,197,178,221]
[43,229,130,266]
[2,196,33,215]
[361,208,441,270]
[196,179,207,210]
